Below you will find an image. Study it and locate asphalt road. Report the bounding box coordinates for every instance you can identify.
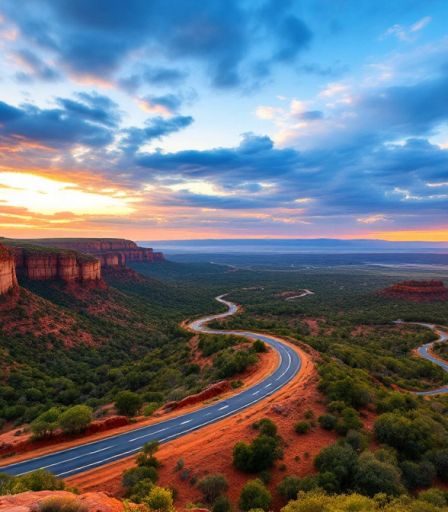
[0,295,301,478]
[396,321,448,396]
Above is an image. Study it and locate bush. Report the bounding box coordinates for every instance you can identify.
[115,391,143,417]
[314,443,358,492]
[294,421,310,434]
[353,451,404,496]
[277,475,301,501]
[197,474,229,503]
[31,407,61,439]
[335,407,362,435]
[253,340,267,353]
[212,495,232,512]
[430,448,448,482]
[318,414,337,430]
[143,402,160,417]
[37,495,87,512]
[239,479,271,511]
[59,405,92,434]
[122,466,158,489]
[400,460,436,489]
[233,434,280,472]
[253,418,277,437]
[143,486,174,512]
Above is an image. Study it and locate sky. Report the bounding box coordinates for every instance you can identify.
[0,0,447,241]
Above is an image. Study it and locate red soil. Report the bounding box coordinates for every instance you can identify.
[66,342,336,511]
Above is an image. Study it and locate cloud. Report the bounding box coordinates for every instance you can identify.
[0,96,116,149]
[13,48,60,81]
[383,16,432,42]
[121,115,194,153]
[119,66,188,92]
[138,94,183,116]
[2,0,313,88]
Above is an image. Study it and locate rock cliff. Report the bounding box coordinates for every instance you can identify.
[0,244,17,295]
[16,238,164,268]
[12,247,101,284]
[381,280,448,302]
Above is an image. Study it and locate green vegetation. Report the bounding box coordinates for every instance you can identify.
[239,479,272,511]
[281,489,448,512]
[0,469,65,494]
[197,474,229,504]
[114,390,143,417]
[233,418,282,472]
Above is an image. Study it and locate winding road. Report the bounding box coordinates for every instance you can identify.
[0,295,301,478]
[395,320,448,396]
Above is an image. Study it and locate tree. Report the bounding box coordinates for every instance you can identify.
[143,486,174,512]
[58,405,92,434]
[137,440,160,468]
[233,434,280,472]
[277,475,301,501]
[314,443,358,491]
[115,390,143,417]
[239,479,271,511]
[197,474,229,503]
[353,451,404,496]
[30,407,61,438]
[212,495,232,512]
[122,466,158,490]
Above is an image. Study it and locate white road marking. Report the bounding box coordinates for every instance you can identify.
[265,383,272,388]
[218,405,229,411]
[128,426,169,442]
[180,420,192,425]
[252,390,260,396]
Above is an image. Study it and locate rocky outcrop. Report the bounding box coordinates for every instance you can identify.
[162,380,231,411]
[0,244,17,295]
[19,238,165,268]
[381,280,448,302]
[13,248,101,284]
[0,490,128,511]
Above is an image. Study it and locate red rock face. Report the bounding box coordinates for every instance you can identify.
[28,238,165,268]
[14,248,101,284]
[0,244,17,295]
[381,280,448,302]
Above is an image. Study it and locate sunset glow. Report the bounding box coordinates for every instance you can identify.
[0,1,446,242]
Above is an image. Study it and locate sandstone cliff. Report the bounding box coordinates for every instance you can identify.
[381,280,448,302]
[20,238,165,268]
[0,244,17,295]
[13,247,101,284]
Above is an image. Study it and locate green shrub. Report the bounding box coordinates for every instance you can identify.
[294,421,310,434]
[115,391,143,417]
[239,479,271,511]
[59,405,92,434]
[277,475,301,501]
[318,414,337,430]
[197,474,229,503]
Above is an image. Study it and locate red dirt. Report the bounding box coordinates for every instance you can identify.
[66,342,336,511]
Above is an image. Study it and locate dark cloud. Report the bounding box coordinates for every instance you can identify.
[121,115,194,153]
[297,110,323,121]
[3,0,313,88]
[119,66,188,93]
[14,49,60,82]
[141,94,183,115]
[57,92,121,127]
[0,96,117,148]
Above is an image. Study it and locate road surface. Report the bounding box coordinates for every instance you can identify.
[395,320,448,395]
[0,295,302,478]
